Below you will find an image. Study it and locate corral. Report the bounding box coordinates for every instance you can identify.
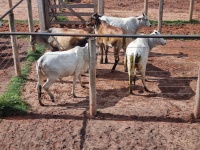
[1,0,200,149]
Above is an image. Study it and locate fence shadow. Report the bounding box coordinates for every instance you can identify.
[96,62,196,108]
[149,51,188,58]
[5,110,195,124]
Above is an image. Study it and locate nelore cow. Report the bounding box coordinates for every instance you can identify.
[36,43,98,106]
[125,30,166,94]
[86,13,132,72]
[31,27,94,51]
[100,13,151,34]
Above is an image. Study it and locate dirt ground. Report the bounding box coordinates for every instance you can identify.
[1,0,200,149]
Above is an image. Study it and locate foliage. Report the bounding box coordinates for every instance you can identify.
[150,19,200,26]
[0,45,45,117]
[57,16,68,21]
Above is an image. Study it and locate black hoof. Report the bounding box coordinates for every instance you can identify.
[129,91,134,95]
[73,94,77,98]
[81,85,86,88]
[110,70,115,73]
[144,87,154,93]
[39,101,45,106]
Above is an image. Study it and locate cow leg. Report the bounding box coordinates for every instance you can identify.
[78,74,85,88]
[124,54,128,72]
[139,65,151,92]
[111,56,119,71]
[129,74,133,94]
[111,48,120,71]
[72,74,79,98]
[105,46,109,64]
[43,78,56,102]
[100,43,104,64]
[128,55,135,94]
[37,71,45,106]
[133,68,137,85]
[37,83,43,106]
[128,67,134,94]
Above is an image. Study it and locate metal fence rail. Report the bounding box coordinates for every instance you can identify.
[1,32,200,39]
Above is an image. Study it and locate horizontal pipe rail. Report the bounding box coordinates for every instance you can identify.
[0,0,24,20]
[1,32,200,39]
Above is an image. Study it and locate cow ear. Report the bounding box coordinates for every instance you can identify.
[98,13,102,17]
[34,28,39,33]
[93,13,98,17]
[143,13,145,16]
[138,17,142,20]
[154,30,158,34]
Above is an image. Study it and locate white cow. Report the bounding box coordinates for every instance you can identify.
[125,30,166,94]
[36,43,97,106]
[100,13,151,34]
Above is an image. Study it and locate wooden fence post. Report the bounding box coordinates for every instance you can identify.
[26,0,36,52]
[37,0,46,31]
[94,0,98,13]
[144,0,148,15]
[8,0,21,76]
[89,38,97,116]
[98,0,104,15]
[194,68,200,119]
[158,0,164,33]
[189,0,194,22]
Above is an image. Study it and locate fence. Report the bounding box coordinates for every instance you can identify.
[0,32,200,119]
[1,0,200,119]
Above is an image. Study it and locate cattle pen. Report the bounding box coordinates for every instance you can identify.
[1,0,200,149]
[1,31,200,149]
[1,31,200,118]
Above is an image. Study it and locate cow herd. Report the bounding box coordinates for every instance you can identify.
[32,13,166,106]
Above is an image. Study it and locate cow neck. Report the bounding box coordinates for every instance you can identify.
[94,20,102,34]
[147,38,156,51]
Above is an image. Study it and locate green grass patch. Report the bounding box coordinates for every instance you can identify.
[0,45,45,117]
[17,35,31,39]
[57,16,68,21]
[150,19,200,26]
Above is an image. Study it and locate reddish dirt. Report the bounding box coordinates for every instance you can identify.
[1,0,200,149]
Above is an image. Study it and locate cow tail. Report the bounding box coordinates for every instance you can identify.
[130,54,134,75]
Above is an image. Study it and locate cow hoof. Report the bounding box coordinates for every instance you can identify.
[39,102,45,106]
[144,87,154,93]
[110,70,115,73]
[129,91,134,95]
[50,96,55,102]
[73,94,77,98]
